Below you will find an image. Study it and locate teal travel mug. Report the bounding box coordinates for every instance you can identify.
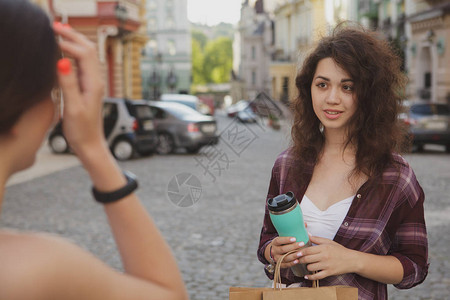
[268,191,312,277]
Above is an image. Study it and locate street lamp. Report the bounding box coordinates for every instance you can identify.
[167,68,177,92]
[148,70,161,99]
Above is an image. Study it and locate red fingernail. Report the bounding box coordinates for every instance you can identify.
[57,58,72,75]
[53,21,63,30]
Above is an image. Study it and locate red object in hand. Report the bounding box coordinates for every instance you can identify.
[57,58,72,75]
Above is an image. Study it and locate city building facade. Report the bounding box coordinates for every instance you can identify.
[235,0,450,105]
[33,0,147,100]
[358,0,450,104]
[405,0,450,103]
[234,0,275,102]
[270,0,325,104]
[141,0,191,99]
[269,0,359,103]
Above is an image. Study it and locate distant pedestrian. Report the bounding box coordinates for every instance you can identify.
[257,23,428,300]
[0,1,187,299]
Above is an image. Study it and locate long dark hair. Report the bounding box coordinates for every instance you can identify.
[291,23,407,182]
[0,0,59,134]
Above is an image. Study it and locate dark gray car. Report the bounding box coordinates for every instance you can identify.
[148,101,219,154]
[400,101,450,152]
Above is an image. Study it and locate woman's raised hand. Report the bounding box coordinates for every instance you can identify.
[53,22,106,156]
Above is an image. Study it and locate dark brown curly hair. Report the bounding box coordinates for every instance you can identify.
[291,23,408,182]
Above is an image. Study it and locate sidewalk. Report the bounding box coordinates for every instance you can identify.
[7,141,80,187]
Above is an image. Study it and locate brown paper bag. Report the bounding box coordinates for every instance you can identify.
[229,285,357,300]
[229,251,358,300]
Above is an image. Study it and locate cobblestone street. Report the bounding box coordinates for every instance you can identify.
[2,114,449,299]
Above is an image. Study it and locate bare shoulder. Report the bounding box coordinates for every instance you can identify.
[0,230,173,300]
[0,230,125,299]
[0,230,79,299]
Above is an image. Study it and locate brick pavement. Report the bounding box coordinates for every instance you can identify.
[2,115,449,299]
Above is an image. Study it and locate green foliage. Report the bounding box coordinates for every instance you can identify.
[191,32,233,84]
[191,22,234,40]
[192,39,206,84]
[191,29,208,50]
[203,37,232,83]
[212,22,235,39]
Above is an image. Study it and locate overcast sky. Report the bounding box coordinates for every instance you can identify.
[187,0,243,25]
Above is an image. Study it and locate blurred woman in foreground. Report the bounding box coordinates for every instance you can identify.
[0,1,187,299]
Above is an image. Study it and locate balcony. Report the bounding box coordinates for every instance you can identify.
[98,1,140,23]
[52,0,141,30]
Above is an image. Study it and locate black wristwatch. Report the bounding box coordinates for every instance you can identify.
[92,171,138,204]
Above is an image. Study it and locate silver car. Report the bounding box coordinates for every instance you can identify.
[400,101,450,152]
[148,101,219,154]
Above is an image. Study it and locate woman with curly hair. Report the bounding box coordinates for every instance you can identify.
[257,24,428,299]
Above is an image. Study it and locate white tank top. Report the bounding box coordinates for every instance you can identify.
[300,194,354,241]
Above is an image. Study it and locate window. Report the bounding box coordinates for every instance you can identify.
[424,72,431,88]
[103,103,118,119]
[166,17,175,29]
[148,18,156,31]
[251,46,256,60]
[168,40,176,56]
[145,40,157,56]
[251,71,256,85]
[135,105,153,119]
[150,107,167,119]
[281,77,289,103]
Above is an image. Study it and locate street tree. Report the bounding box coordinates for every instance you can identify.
[203,37,233,83]
[192,39,206,84]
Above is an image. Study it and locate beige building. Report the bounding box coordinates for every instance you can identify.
[234,0,275,102]
[32,0,147,100]
[270,0,329,104]
[270,0,359,103]
[234,0,359,103]
[405,0,450,103]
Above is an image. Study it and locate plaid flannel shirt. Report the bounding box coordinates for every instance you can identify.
[257,149,428,300]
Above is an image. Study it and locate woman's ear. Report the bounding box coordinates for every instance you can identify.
[7,122,20,137]
[0,118,23,143]
[0,126,17,144]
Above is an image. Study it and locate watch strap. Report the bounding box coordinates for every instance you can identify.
[92,171,138,203]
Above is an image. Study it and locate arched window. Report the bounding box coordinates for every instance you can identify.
[168,40,176,56]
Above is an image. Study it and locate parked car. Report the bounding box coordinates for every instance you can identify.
[400,101,450,152]
[237,106,258,123]
[160,93,211,115]
[148,101,219,154]
[226,100,250,118]
[48,98,158,160]
[226,100,258,123]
